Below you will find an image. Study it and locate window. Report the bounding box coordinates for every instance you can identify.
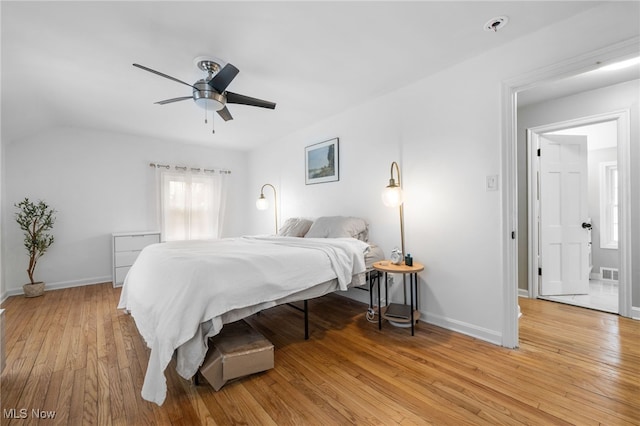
[599,161,618,249]
[159,170,228,241]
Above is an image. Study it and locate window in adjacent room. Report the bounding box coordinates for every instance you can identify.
[599,161,618,249]
[159,169,228,241]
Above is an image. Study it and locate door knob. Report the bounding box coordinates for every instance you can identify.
[581,222,592,230]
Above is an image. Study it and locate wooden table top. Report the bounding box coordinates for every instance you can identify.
[372,260,424,273]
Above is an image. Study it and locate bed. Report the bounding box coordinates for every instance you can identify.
[117,216,384,405]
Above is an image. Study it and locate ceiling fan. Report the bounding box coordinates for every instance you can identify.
[133,56,276,126]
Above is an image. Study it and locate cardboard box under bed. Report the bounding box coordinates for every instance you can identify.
[199,319,274,391]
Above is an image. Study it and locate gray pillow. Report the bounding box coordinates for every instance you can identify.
[304,216,369,241]
[277,218,314,237]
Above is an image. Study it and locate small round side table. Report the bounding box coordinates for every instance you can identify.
[372,261,424,336]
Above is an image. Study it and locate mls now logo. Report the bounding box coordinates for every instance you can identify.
[4,408,56,419]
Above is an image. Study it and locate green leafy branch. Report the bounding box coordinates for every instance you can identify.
[15,198,56,285]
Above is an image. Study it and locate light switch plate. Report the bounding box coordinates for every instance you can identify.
[486,175,499,191]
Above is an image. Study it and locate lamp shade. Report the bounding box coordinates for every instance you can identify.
[382,184,404,207]
[256,195,268,210]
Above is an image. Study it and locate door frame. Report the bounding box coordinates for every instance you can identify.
[500,37,638,348]
[527,112,631,313]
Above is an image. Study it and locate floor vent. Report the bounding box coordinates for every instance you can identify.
[600,267,619,282]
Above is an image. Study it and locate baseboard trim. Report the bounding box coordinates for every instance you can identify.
[342,288,501,344]
[422,311,502,346]
[518,288,530,298]
[2,276,112,300]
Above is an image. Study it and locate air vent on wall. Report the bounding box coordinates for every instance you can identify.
[600,267,619,282]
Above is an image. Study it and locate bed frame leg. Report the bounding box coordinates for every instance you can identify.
[286,300,310,340]
[304,300,309,340]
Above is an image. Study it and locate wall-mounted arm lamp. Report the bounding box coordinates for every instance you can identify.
[381,161,405,257]
[256,183,278,234]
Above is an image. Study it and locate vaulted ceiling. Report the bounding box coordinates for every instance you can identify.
[2,1,634,150]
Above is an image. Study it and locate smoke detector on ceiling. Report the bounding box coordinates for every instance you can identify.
[484,16,509,32]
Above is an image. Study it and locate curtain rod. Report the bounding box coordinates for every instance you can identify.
[149,162,231,174]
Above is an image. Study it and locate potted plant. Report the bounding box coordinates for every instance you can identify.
[15,198,56,297]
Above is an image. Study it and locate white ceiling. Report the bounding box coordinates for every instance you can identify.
[2,1,634,150]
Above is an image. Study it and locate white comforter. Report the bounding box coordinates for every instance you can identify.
[117,236,369,405]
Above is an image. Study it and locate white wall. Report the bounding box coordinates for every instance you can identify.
[518,79,640,307]
[248,3,640,344]
[1,127,249,298]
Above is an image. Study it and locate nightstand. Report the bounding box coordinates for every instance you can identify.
[372,260,424,336]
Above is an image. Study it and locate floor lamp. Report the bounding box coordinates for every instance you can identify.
[256,183,278,234]
[381,161,405,257]
[382,161,406,303]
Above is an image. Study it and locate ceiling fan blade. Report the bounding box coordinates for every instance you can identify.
[154,96,193,105]
[208,63,240,92]
[133,63,196,89]
[217,106,233,121]
[226,91,276,109]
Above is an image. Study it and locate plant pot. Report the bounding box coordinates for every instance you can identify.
[23,282,45,298]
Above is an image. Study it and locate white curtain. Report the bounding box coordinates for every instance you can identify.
[157,168,228,241]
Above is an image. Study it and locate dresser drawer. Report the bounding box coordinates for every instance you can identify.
[114,234,160,252]
[114,250,142,267]
[115,266,131,285]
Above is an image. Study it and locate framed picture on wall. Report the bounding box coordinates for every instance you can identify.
[305,138,339,185]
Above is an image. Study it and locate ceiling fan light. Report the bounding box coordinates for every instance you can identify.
[194,97,224,111]
[193,80,226,111]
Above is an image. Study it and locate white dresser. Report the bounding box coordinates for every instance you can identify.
[112,231,161,287]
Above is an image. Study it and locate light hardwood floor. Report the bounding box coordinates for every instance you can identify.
[1,283,638,425]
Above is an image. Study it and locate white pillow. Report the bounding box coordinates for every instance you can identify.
[304,216,369,241]
[277,218,314,237]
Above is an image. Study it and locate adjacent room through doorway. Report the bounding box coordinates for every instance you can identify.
[536,121,619,313]
[514,50,638,323]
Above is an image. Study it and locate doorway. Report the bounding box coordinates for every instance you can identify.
[500,38,638,349]
[527,118,621,313]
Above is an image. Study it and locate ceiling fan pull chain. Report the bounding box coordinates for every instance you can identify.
[204,101,208,124]
[212,111,215,134]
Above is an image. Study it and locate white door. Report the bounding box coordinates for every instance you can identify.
[539,135,590,296]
